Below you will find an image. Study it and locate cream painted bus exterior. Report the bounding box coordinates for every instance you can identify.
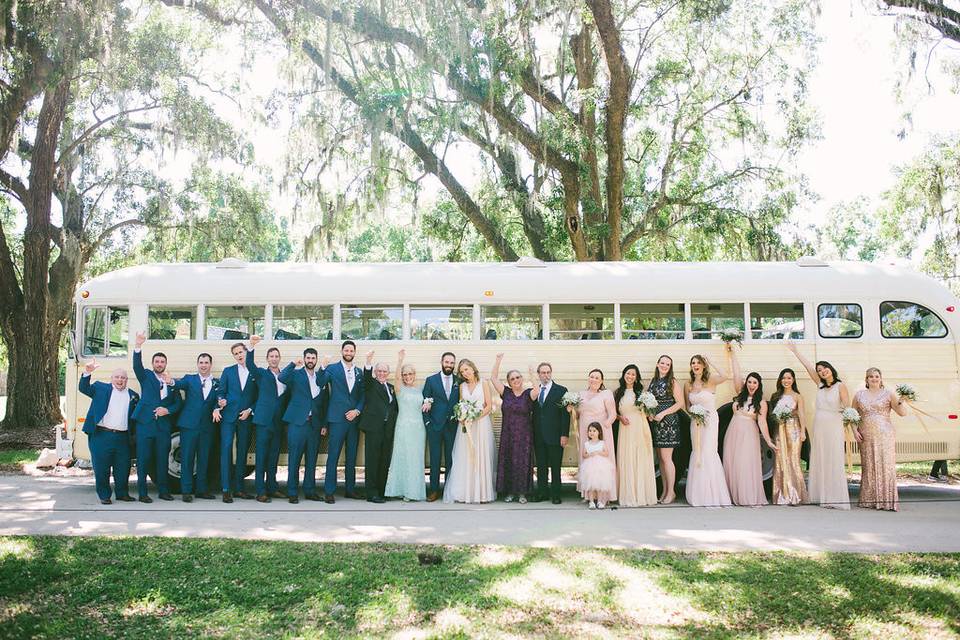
[67,258,960,482]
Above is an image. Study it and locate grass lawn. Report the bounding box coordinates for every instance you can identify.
[0,449,36,473]
[0,538,958,639]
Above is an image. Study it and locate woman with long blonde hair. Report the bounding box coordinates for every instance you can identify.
[443,358,496,503]
[852,367,907,511]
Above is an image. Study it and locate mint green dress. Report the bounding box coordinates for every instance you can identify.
[384,386,427,500]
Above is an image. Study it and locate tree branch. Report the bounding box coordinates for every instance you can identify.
[0,169,28,203]
[881,0,960,43]
[57,102,163,166]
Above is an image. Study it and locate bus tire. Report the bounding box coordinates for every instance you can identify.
[166,431,183,495]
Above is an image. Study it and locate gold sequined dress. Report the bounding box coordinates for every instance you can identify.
[771,395,809,506]
[855,389,899,512]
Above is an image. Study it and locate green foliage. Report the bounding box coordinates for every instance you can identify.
[1,537,959,638]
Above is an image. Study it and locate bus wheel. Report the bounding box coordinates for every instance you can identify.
[166,432,182,495]
[760,437,776,499]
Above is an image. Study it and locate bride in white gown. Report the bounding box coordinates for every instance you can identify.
[443,358,497,503]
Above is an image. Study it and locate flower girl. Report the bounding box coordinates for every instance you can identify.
[579,422,617,509]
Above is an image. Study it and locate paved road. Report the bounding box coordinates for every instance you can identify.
[1,475,958,552]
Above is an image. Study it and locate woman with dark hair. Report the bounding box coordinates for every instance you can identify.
[490,353,535,504]
[723,344,775,506]
[648,355,685,504]
[614,365,657,506]
[787,341,851,509]
[852,367,907,511]
[570,369,618,502]
[769,368,809,505]
[684,353,732,507]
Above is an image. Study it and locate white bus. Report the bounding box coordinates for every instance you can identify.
[68,257,960,491]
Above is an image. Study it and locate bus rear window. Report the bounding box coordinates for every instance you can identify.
[880,301,948,338]
[818,303,863,338]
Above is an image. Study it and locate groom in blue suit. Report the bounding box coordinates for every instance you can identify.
[278,347,325,503]
[246,335,290,502]
[79,360,139,504]
[316,340,365,503]
[167,352,219,502]
[213,341,258,502]
[422,351,459,501]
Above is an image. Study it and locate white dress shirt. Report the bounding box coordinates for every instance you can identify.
[272,370,286,396]
[101,386,131,431]
[155,373,168,399]
[238,364,249,390]
[200,375,212,400]
[306,369,320,399]
[344,364,356,393]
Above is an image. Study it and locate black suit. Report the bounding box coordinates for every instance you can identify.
[532,381,569,500]
[359,367,399,498]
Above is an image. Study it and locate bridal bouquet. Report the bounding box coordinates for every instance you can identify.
[771,403,794,425]
[636,391,658,417]
[896,383,917,402]
[841,407,861,428]
[720,328,744,347]
[454,399,482,433]
[560,391,582,408]
[688,403,708,426]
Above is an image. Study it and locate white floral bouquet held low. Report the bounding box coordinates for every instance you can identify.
[771,403,794,424]
[636,391,658,417]
[454,399,482,433]
[841,407,861,428]
[896,384,917,402]
[720,328,744,347]
[688,403,708,426]
[559,391,582,408]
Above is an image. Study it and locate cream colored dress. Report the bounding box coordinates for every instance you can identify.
[808,384,850,510]
[617,390,658,507]
[443,381,496,504]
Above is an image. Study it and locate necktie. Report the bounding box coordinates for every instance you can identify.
[384,383,392,403]
[444,376,451,399]
[202,378,210,399]
[538,385,546,406]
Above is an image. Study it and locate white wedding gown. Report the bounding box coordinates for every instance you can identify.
[443,381,496,503]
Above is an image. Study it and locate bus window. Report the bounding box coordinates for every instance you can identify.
[205,305,265,340]
[880,301,948,338]
[549,304,613,340]
[621,303,684,340]
[410,306,473,340]
[148,306,197,340]
[273,305,334,340]
[341,305,402,340]
[481,305,542,340]
[751,302,804,340]
[691,303,744,340]
[82,306,129,356]
[818,303,863,338]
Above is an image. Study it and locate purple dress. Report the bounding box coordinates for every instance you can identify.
[496,388,535,495]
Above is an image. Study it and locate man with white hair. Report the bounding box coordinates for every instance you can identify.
[359,351,399,503]
[79,359,140,504]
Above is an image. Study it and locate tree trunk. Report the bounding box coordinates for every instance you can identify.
[0,323,62,445]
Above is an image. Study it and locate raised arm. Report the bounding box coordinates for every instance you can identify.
[490,353,505,396]
[79,359,99,397]
[527,364,538,402]
[395,349,405,387]
[704,353,729,387]
[132,332,146,381]
[727,343,743,393]
[277,361,297,384]
[786,339,820,385]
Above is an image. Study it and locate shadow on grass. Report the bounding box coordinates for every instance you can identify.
[0,537,958,639]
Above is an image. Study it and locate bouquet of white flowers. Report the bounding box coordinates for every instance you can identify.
[720,328,744,347]
[896,383,917,402]
[688,403,708,426]
[636,391,658,417]
[771,403,794,424]
[841,406,861,428]
[454,399,482,433]
[559,391,582,408]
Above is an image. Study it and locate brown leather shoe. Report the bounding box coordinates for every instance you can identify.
[256,494,271,503]
[323,494,336,504]
[426,491,440,502]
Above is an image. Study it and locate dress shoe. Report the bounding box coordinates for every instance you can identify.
[551,497,562,505]
[138,496,153,504]
[426,492,440,503]
[100,498,112,505]
[256,495,271,503]
[237,492,255,500]
[116,496,136,502]
[529,494,545,503]
[370,496,385,504]
[324,494,336,504]
[344,491,364,500]
[269,491,285,499]
[197,493,215,500]
[222,492,233,504]
[288,496,299,504]
[182,494,194,503]
[158,493,174,501]
[305,493,322,502]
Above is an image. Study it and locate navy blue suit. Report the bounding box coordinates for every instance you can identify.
[216,362,258,494]
[247,349,289,496]
[279,363,325,497]
[171,374,219,496]
[79,374,139,500]
[422,372,460,493]
[132,350,182,497]
[316,361,365,496]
